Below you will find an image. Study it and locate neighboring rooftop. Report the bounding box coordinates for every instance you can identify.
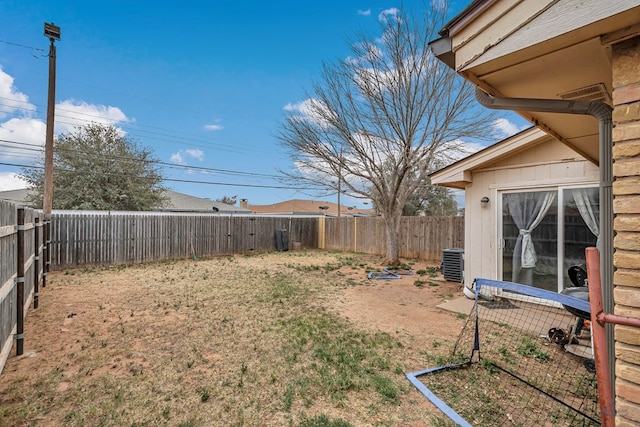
[0,188,250,214]
[0,189,32,206]
[160,190,250,214]
[244,198,375,217]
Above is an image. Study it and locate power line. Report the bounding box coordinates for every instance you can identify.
[163,178,314,190]
[0,39,46,53]
[0,32,283,159]
[0,98,245,153]
[0,160,316,190]
[0,161,43,169]
[0,139,42,152]
[0,138,282,180]
[0,95,281,157]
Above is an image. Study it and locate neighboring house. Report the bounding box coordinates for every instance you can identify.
[0,189,35,207]
[159,190,250,214]
[429,1,640,423]
[432,126,599,292]
[0,188,249,214]
[242,198,375,217]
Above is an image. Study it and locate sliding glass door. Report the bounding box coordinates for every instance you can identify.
[500,186,598,292]
[501,190,558,291]
[560,187,599,288]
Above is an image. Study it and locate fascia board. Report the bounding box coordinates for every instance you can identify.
[431,127,548,186]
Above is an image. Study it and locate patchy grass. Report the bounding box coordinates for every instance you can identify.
[0,251,456,426]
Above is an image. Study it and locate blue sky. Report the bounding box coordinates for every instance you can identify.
[0,0,528,208]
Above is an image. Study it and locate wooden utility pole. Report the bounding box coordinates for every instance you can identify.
[43,22,60,215]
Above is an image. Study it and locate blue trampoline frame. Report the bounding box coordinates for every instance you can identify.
[405,277,592,426]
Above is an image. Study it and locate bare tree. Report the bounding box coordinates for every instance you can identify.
[216,195,237,206]
[277,3,495,264]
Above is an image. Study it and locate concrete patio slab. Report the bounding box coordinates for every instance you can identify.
[437,295,474,315]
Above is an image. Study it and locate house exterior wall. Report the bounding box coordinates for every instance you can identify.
[611,35,640,426]
[463,139,599,287]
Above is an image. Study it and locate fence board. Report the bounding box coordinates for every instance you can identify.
[49,213,322,268]
[47,212,462,268]
[324,216,464,262]
[0,202,44,375]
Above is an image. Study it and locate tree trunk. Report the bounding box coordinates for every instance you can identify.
[383,214,402,266]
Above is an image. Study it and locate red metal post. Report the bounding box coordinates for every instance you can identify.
[585,247,615,425]
[598,312,640,329]
[585,247,640,426]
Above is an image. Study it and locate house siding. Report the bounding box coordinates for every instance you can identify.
[612,35,640,426]
[462,139,598,287]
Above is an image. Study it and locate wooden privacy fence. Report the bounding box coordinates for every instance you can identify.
[320,216,464,261]
[0,201,48,374]
[0,209,461,375]
[49,212,319,269]
[48,212,463,269]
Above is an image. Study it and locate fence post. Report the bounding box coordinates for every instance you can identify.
[33,217,39,309]
[318,217,325,249]
[15,208,25,356]
[353,217,358,253]
[43,217,50,287]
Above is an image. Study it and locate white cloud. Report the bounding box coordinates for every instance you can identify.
[185,149,204,161]
[378,8,400,23]
[349,41,383,65]
[357,9,371,16]
[0,66,136,189]
[0,66,35,119]
[283,100,309,114]
[0,67,43,164]
[430,138,485,168]
[170,149,204,165]
[0,117,47,162]
[0,172,28,191]
[492,118,527,139]
[462,140,489,154]
[55,100,128,134]
[204,124,223,131]
[284,98,336,129]
[0,101,129,163]
[170,152,185,164]
[1,67,128,133]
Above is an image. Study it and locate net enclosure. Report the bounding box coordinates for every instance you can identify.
[407,278,600,426]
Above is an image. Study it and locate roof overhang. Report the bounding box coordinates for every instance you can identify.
[430,126,548,189]
[433,0,640,164]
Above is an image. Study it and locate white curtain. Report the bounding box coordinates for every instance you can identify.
[507,191,556,284]
[572,188,600,248]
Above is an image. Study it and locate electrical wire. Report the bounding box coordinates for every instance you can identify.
[0,39,46,53]
[0,159,317,191]
[0,48,299,191]
[0,34,281,159]
[0,96,276,157]
[0,138,283,180]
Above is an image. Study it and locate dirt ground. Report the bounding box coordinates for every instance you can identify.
[0,251,469,426]
[329,268,467,343]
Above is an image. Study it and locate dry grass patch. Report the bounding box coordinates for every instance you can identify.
[0,250,463,426]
